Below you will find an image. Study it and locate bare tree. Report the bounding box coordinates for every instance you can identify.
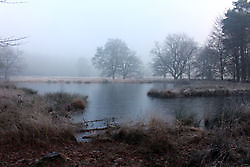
[208,18,228,80]
[151,42,169,78]
[194,47,218,80]
[0,47,22,80]
[151,34,197,79]
[92,39,142,79]
[119,51,142,79]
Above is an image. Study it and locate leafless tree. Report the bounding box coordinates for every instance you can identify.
[208,17,228,80]
[151,42,169,78]
[193,47,218,80]
[0,47,22,80]
[151,34,197,79]
[119,51,142,79]
[92,39,142,79]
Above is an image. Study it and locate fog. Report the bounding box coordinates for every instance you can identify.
[0,0,233,77]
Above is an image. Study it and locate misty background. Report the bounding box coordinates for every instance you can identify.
[0,0,232,77]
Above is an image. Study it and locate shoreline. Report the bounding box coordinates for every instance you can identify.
[148,87,250,98]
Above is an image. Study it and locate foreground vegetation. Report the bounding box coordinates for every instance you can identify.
[95,104,250,167]
[0,84,249,167]
[0,84,86,145]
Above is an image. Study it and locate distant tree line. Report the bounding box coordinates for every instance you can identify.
[92,0,249,82]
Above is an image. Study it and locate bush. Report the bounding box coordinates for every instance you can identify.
[44,92,87,112]
[111,119,176,155]
[0,87,85,145]
[0,107,76,145]
[20,87,38,95]
[71,98,86,110]
[175,110,200,127]
[204,106,250,137]
[112,127,146,145]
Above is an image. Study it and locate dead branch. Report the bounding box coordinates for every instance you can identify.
[0,0,26,4]
[0,37,27,47]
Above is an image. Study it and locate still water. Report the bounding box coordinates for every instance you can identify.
[17,82,248,123]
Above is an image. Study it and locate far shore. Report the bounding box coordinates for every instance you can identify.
[9,76,193,84]
[10,76,170,84]
[8,76,250,85]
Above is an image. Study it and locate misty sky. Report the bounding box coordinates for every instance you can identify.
[0,0,233,76]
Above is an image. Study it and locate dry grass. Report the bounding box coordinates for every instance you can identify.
[0,84,85,146]
[0,109,76,145]
[97,106,250,167]
[102,118,183,165]
[43,92,87,118]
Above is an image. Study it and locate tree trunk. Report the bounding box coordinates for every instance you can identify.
[234,50,240,82]
[188,64,191,80]
[4,70,8,81]
[240,46,247,81]
[219,54,224,80]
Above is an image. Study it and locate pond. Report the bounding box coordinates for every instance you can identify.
[17,82,249,124]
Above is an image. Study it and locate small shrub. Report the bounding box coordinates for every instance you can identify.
[204,106,250,137]
[44,92,87,112]
[189,133,249,167]
[71,98,86,110]
[113,127,146,145]
[111,119,176,156]
[175,111,200,127]
[20,87,38,95]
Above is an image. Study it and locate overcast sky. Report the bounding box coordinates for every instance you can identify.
[0,0,234,75]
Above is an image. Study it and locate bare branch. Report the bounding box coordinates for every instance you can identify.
[0,0,26,4]
[0,37,27,47]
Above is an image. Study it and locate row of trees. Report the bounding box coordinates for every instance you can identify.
[93,0,249,82]
[196,0,249,81]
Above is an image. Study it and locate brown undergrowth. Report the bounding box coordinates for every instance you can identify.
[95,107,250,167]
[0,84,87,146]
